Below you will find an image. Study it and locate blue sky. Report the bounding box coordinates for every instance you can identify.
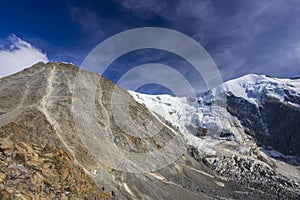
[1,0,300,94]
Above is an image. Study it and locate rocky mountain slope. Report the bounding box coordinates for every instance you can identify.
[0,62,299,199]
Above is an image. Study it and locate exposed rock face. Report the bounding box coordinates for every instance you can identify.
[0,62,299,199]
[227,94,300,156]
[0,131,113,199]
[0,63,115,199]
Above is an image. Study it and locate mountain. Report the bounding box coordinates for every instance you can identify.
[130,74,300,158]
[220,74,300,157]
[0,62,299,199]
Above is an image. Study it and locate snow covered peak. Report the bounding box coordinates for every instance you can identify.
[218,74,300,106]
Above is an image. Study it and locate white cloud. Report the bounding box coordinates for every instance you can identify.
[0,34,48,77]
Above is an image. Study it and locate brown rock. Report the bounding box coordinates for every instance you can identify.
[0,173,5,182]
